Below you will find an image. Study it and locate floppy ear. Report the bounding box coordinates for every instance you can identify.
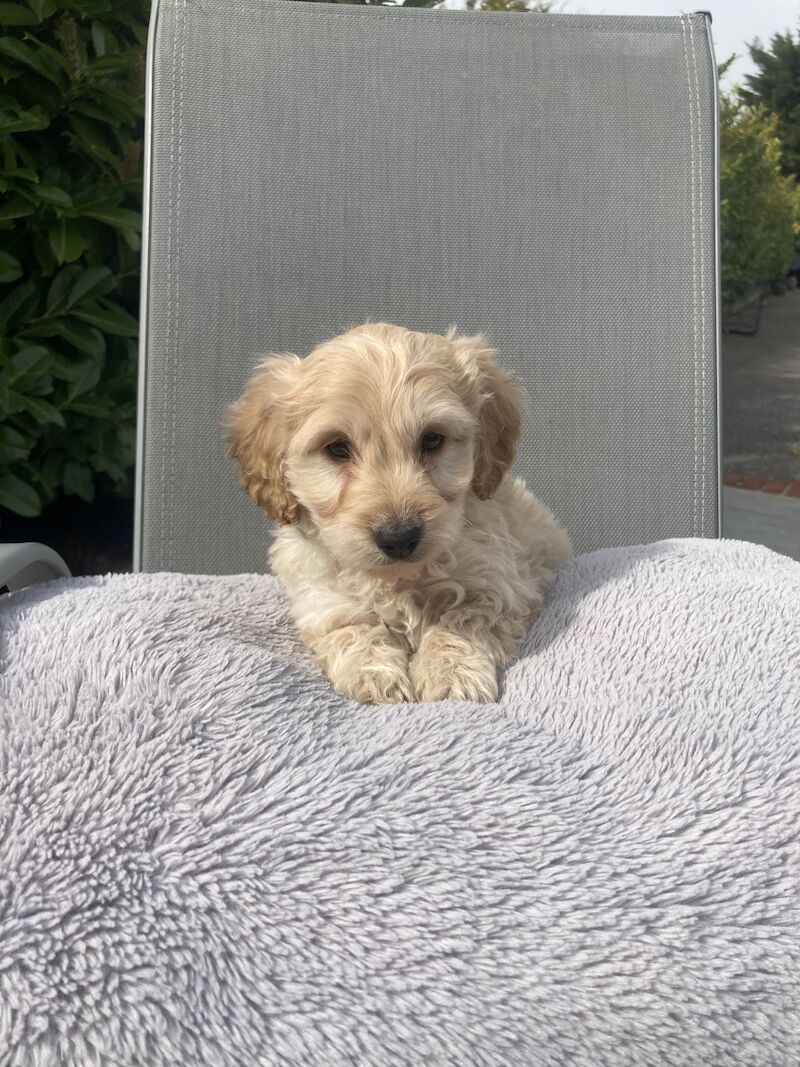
[450,332,523,500]
[226,354,302,525]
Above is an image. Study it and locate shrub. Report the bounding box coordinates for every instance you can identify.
[720,91,799,308]
[0,0,149,517]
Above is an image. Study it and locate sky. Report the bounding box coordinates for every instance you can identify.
[566,1,800,88]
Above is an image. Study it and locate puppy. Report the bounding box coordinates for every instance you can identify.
[227,323,571,704]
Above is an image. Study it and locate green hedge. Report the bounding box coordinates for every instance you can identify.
[720,91,800,308]
[0,0,149,517]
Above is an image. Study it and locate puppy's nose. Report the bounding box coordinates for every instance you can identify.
[374,521,423,560]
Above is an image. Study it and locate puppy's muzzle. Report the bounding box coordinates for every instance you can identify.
[374,520,423,561]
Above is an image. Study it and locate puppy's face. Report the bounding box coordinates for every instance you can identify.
[227,324,521,574]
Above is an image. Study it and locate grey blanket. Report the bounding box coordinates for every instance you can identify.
[1,537,799,1066]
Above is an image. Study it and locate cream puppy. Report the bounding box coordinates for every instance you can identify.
[227,323,571,704]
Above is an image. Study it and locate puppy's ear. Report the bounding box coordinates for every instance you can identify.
[226,354,302,525]
[450,332,523,500]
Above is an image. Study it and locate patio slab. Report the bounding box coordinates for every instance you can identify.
[722,486,800,563]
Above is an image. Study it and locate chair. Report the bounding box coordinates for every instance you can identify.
[11,6,800,1066]
[134,0,720,574]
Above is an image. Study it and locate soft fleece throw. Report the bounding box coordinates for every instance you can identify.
[1,537,799,1067]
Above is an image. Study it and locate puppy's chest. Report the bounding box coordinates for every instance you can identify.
[365,578,466,648]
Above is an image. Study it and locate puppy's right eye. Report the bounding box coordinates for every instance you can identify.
[326,440,351,461]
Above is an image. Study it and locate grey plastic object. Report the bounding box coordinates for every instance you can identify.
[0,542,71,592]
[136,1,721,574]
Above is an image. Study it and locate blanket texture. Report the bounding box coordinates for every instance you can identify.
[1,537,800,1066]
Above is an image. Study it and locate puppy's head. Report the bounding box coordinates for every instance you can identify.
[227,323,522,573]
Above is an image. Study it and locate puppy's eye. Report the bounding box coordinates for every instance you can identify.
[326,440,351,461]
[420,432,444,454]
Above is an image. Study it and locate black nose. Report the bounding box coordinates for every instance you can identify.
[374,521,423,560]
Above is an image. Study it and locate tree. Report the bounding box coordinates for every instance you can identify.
[465,0,554,10]
[741,25,800,181]
[720,91,799,307]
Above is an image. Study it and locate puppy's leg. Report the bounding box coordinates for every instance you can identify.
[310,622,413,705]
[410,604,531,704]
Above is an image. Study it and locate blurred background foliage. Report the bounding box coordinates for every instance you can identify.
[720,90,800,308]
[0,0,149,518]
[0,3,798,527]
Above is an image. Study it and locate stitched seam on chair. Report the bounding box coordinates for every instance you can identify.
[160,4,181,570]
[688,16,707,536]
[680,14,700,537]
[167,0,187,570]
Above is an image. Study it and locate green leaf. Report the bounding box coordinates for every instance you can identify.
[66,264,114,308]
[31,232,56,275]
[0,472,41,516]
[0,425,33,449]
[19,318,61,338]
[3,389,26,415]
[27,0,58,20]
[0,105,48,134]
[0,195,34,220]
[0,3,37,23]
[0,280,37,331]
[4,166,38,182]
[78,201,141,230]
[90,20,119,57]
[68,395,111,417]
[0,251,22,283]
[48,218,88,263]
[46,265,82,314]
[63,460,93,501]
[20,394,65,427]
[10,344,49,381]
[121,227,140,251]
[23,370,53,397]
[35,183,72,208]
[71,96,130,126]
[0,36,66,87]
[67,0,112,15]
[37,448,64,487]
[65,356,102,400]
[71,183,121,210]
[70,300,137,337]
[66,115,122,176]
[0,2,35,22]
[0,425,31,462]
[57,317,105,359]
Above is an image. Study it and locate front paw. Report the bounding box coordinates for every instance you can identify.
[410,636,499,704]
[334,665,414,706]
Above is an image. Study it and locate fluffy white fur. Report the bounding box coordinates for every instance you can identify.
[228,323,571,703]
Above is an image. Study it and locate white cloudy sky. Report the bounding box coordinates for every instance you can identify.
[567,1,799,87]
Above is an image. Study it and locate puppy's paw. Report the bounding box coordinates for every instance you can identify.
[312,623,413,705]
[410,633,499,704]
[335,666,415,706]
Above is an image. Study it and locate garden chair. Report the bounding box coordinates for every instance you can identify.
[3,3,800,1064]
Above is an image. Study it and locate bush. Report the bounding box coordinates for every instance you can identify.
[0,0,150,517]
[720,91,799,308]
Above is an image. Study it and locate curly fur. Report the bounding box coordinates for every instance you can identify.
[227,323,571,703]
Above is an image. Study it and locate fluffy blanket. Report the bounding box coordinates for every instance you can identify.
[1,538,799,1067]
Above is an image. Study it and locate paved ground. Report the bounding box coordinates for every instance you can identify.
[723,486,800,562]
[721,290,800,561]
[722,288,800,480]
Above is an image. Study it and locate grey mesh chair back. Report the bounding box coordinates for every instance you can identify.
[135,0,720,574]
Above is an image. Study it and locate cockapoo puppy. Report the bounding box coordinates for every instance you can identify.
[228,323,571,704]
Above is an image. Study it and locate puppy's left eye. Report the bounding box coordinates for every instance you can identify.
[326,440,351,461]
[420,432,444,454]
